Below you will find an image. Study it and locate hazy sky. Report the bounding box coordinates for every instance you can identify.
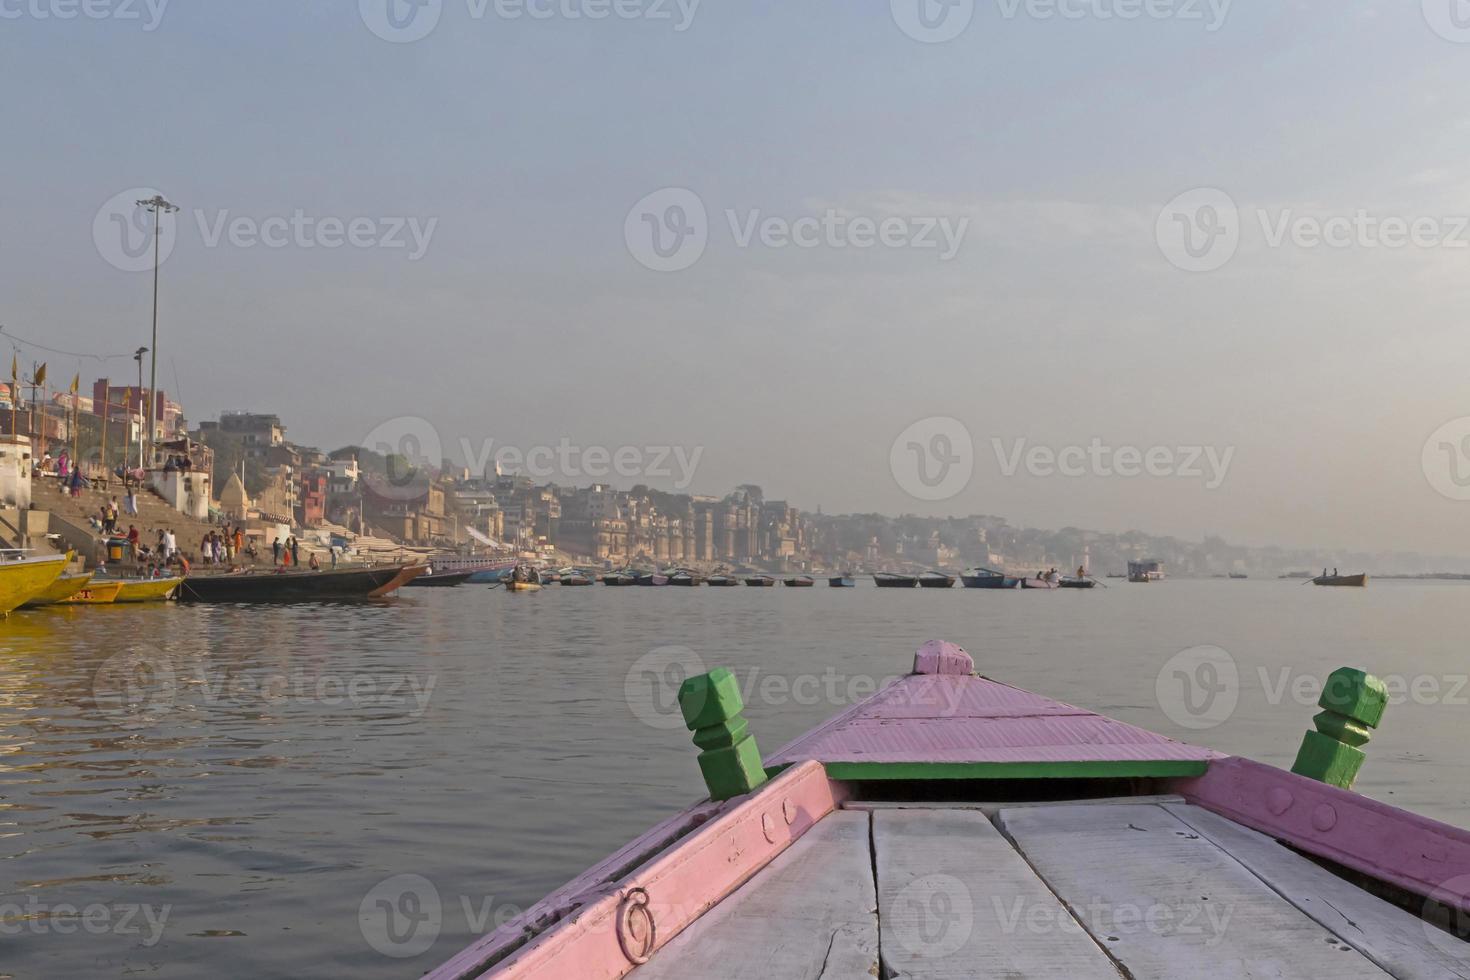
[4,0,1469,554]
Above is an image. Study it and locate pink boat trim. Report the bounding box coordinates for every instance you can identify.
[1174,755,1470,913]
[768,644,1221,770]
[437,761,843,980]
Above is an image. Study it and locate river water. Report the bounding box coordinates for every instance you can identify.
[2,580,1467,978]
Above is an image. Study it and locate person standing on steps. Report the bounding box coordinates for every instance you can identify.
[272,537,282,566]
[290,537,300,568]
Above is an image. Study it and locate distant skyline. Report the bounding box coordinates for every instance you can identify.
[4,1,1470,555]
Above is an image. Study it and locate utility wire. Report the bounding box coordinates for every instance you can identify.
[0,325,138,362]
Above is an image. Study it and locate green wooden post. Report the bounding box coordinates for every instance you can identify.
[1290,667,1388,790]
[678,667,768,802]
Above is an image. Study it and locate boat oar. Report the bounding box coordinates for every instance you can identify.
[1088,576,1109,589]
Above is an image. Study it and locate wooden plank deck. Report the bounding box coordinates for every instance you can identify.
[873,808,1121,978]
[995,803,1392,979]
[628,811,878,979]
[1164,803,1470,979]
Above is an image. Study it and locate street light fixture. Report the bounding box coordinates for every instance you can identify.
[136,193,178,467]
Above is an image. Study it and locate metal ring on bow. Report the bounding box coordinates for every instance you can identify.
[616,887,656,964]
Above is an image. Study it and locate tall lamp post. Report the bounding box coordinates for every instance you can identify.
[137,194,177,468]
[133,346,148,469]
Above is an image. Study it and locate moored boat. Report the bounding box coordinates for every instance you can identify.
[20,570,95,608]
[783,575,815,588]
[918,571,956,589]
[706,574,739,587]
[960,567,1021,589]
[56,580,125,604]
[0,553,68,616]
[177,563,425,602]
[1057,576,1096,590]
[1314,573,1368,587]
[404,569,477,588]
[668,570,703,587]
[560,572,594,587]
[634,572,670,587]
[112,577,183,603]
[426,641,1469,980]
[828,575,856,588]
[873,572,918,588]
[744,575,776,587]
[602,573,637,587]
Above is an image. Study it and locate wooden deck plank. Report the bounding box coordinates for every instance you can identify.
[629,810,877,979]
[996,803,1393,980]
[1163,803,1470,980]
[873,809,1121,979]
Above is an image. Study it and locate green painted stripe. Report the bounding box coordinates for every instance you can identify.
[773,760,1210,781]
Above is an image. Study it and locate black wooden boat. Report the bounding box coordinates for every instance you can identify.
[602,573,637,586]
[669,570,704,587]
[177,563,426,603]
[1314,573,1368,587]
[918,572,956,589]
[828,576,856,588]
[873,573,918,588]
[1057,577,1096,589]
[707,575,739,587]
[404,569,476,588]
[745,575,776,587]
[784,576,815,588]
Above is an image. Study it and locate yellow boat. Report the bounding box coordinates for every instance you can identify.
[20,570,96,608]
[114,577,183,603]
[56,581,126,605]
[0,554,68,616]
[504,580,542,593]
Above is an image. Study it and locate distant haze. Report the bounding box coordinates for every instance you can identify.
[5,1,1469,555]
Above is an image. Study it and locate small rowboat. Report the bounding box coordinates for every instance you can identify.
[706,575,740,587]
[918,571,956,589]
[783,576,815,588]
[602,573,637,587]
[960,568,1021,589]
[634,573,670,587]
[668,571,703,587]
[560,574,594,587]
[1314,573,1368,587]
[427,641,1470,980]
[1020,577,1059,590]
[113,577,183,603]
[828,576,856,588]
[873,572,918,588]
[1057,577,1097,590]
[56,580,126,605]
[504,580,542,593]
[20,570,95,608]
[744,575,776,587]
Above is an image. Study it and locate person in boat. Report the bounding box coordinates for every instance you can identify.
[1077,565,1086,579]
[290,537,300,567]
[272,537,282,566]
